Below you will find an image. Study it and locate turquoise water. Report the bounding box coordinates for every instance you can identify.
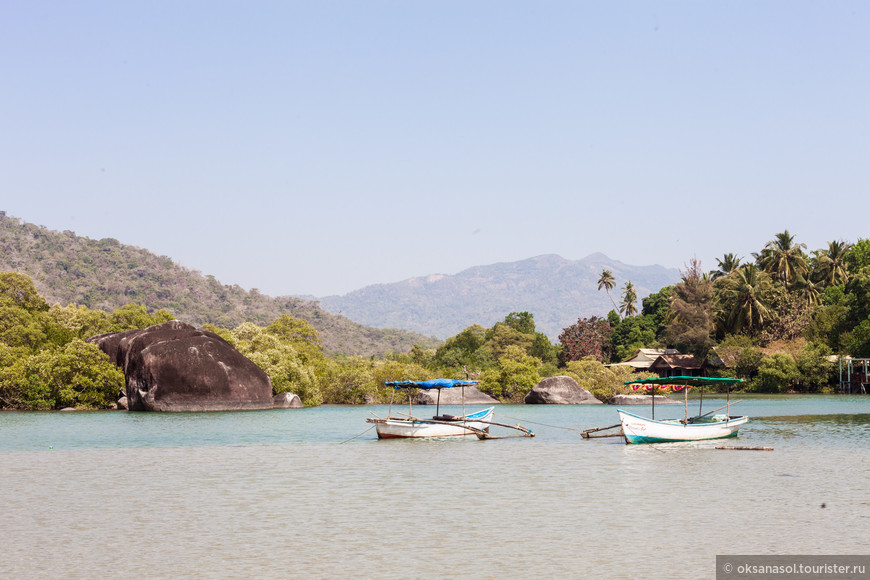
[2,395,870,578]
[2,395,867,451]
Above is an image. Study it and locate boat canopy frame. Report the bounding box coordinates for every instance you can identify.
[384,378,479,419]
[384,379,478,390]
[370,379,536,439]
[623,375,744,421]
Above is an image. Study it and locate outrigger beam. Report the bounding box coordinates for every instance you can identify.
[580,423,621,438]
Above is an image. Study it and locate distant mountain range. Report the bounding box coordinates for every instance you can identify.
[317,253,681,340]
[1,214,681,350]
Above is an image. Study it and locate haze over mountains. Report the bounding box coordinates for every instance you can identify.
[318,253,680,340]
[2,214,680,348]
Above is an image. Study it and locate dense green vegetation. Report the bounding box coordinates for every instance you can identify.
[0,270,427,409]
[0,272,168,409]
[0,216,439,356]
[561,231,870,393]
[1,228,865,410]
[0,270,614,409]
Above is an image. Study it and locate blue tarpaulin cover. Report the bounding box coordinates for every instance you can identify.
[384,379,478,390]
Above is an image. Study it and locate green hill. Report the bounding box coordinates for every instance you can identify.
[0,215,439,356]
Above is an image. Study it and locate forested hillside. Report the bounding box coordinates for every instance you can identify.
[0,215,439,356]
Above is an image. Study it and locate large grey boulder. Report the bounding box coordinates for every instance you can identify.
[416,385,498,405]
[89,321,273,412]
[89,327,144,366]
[524,376,602,404]
[610,394,679,405]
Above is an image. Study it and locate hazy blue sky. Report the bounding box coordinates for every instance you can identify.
[3,2,868,297]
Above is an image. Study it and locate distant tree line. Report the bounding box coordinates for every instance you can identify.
[2,231,865,410]
[0,270,637,409]
[0,270,432,410]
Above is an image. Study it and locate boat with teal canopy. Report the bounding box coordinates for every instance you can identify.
[583,376,749,444]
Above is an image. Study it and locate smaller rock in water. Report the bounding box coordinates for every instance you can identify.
[416,385,498,405]
[524,376,602,404]
[273,392,303,409]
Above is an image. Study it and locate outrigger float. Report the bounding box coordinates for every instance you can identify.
[582,376,748,444]
[366,379,535,440]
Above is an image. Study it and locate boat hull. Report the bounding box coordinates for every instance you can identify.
[373,407,495,439]
[617,410,749,444]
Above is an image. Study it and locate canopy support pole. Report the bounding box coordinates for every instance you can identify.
[684,386,688,424]
[725,386,731,423]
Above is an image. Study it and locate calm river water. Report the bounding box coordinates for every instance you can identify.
[2,395,870,579]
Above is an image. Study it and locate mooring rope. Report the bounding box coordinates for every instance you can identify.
[500,414,584,433]
[338,425,375,444]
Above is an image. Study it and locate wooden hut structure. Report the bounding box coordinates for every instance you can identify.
[649,354,705,378]
[607,348,680,372]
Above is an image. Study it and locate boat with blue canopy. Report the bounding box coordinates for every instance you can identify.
[365,379,534,440]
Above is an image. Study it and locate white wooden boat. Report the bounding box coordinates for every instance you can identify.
[371,406,495,439]
[580,376,749,444]
[366,379,534,440]
[618,409,749,444]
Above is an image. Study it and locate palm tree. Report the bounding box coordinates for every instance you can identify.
[813,239,852,287]
[665,258,715,356]
[711,253,743,280]
[720,265,773,334]
[597,269,619,313]
[755,230,808,289]
[620,280,638,317]
[795,274,822,309]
